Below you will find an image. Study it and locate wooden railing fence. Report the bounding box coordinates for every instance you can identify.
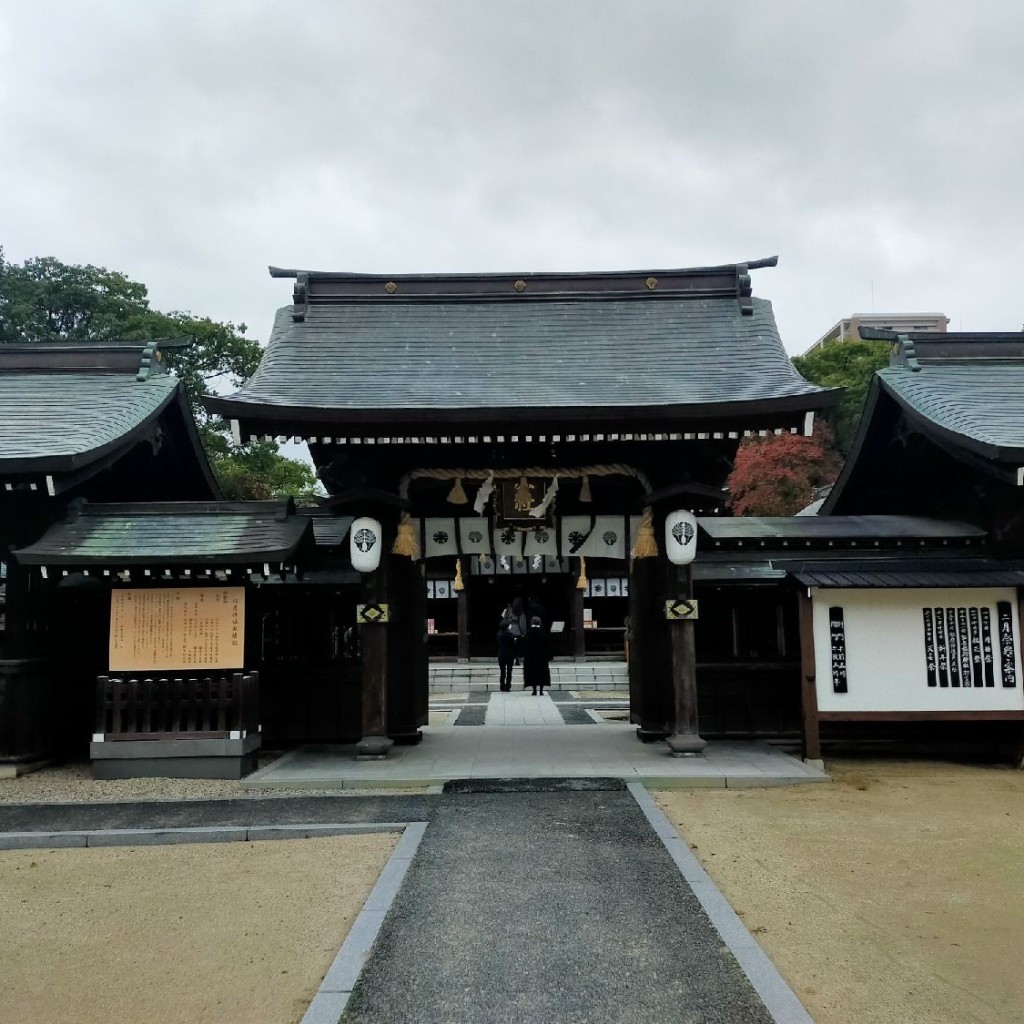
[95,672,259,741]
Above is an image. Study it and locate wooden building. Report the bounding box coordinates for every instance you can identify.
[797,330,1024,760]
[201,259,838,758]
[0,341,218,771]
[9,275,1017,778]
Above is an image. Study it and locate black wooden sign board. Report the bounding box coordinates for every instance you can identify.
[922,605,1009,689]
[997,601,1017,688]
[829,605,848,693]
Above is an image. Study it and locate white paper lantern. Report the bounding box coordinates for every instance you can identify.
[664,510,697,565]
[350,517,384,573]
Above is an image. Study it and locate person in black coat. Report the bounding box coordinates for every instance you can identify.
[521,616,551,696]
[496,619,516,692]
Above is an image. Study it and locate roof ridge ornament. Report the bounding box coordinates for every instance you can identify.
[292,272,309,322]
[735,264,753,315]
[136,341,167,381]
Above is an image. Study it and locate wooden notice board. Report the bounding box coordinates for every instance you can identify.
[109,588,245,672]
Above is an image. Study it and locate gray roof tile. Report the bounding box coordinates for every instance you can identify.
[13,501,311,566]
[0,373,177,469]
[215,296,830,415]
[878,365,1024,457]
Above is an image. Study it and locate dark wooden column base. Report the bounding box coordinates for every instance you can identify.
[636,727,671,742]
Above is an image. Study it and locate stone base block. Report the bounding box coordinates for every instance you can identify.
[356,735,394,760]
[666,732,708,757]
[93,752,258,780]
[90,733,260,780]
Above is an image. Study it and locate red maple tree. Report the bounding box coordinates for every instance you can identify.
[726,423,843,516]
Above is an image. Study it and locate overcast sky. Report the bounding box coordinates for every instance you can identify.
[2,0,1023,357]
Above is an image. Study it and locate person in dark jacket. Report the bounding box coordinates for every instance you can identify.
[496,618,516,692]
[522,616,551,696]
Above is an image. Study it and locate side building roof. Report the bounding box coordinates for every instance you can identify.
[824,332,1024,514]
[0,341,218,497]
[12,499,313,571]
[206,259,839,437]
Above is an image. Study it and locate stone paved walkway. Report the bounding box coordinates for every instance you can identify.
[484,691,566,726]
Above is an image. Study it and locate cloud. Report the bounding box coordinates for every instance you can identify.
[2,0,1022,354]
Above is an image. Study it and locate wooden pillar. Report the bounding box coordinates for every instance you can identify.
[572,560,586,660]
[356,566,393,760]
[386,554,426,745]
[666,563,706,756]
[798,588,822,763]
[457,588,469,662]
[630,554,672,740]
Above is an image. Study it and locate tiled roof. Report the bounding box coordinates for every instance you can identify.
[208,262,837,424]
[13,501,312,567]
[0,373,177,469]
[878,365,1024,458]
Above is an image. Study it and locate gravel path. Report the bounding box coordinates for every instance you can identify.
[341,781,774,1024]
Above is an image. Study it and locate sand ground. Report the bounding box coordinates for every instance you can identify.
[656,759,1024,1024]
[0,833,397,1024]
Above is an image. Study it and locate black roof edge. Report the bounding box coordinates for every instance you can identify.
[273,259,779,319]
[0,337,193,369]
[267,257,779,282]
[204,388,842,426]
[819,376,886,515]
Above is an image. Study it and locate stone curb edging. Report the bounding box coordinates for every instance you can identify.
[0,822,409,850]
[300,821,428,1024]
[627,783,817,1024]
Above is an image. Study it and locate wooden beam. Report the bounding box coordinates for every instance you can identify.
[798,588,821,761]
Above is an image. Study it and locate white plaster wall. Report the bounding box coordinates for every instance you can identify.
[812,588,1024,712]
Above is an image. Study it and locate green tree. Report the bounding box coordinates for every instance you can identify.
[0,249,317,500]
[792,340,890,455]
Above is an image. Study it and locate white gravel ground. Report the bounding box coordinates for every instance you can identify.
[0,759,389,804]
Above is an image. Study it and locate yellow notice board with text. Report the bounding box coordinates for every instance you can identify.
[109,588,245,672]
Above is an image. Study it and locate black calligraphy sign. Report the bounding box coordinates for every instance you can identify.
[922,609,937,687]
[997,601,1017,688]
[934,607,949,687]
[829,605,848,694]
[946,608,961,687]
[980,608,995,687]
[969,607,983,687]
[956,608,972,687]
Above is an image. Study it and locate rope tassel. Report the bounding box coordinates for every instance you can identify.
[631,506,659,559]
[454,558,464,591]
[391,513,421,559]
[579,474,592,502]
[576,555,588,590]
[446,477,468,505]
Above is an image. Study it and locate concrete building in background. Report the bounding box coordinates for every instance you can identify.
[803,312,949,354]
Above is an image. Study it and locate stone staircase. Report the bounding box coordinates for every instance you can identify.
[429,660,629,694]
